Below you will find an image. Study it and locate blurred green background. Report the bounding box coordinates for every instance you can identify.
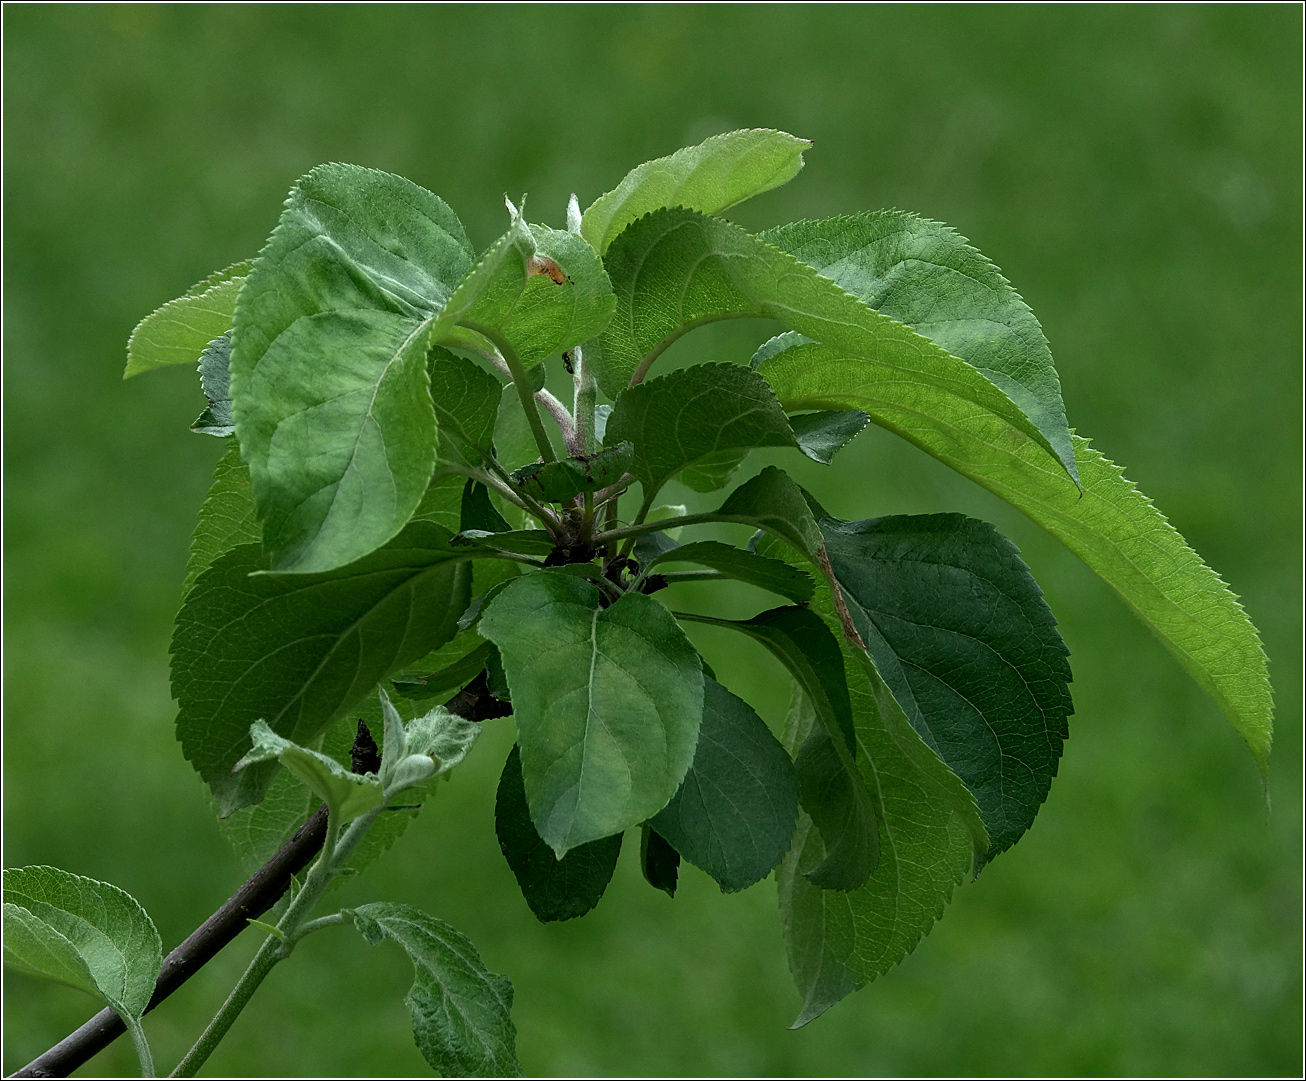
[3,5,1300,1077]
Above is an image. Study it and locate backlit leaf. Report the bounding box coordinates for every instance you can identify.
[124,259,252,378]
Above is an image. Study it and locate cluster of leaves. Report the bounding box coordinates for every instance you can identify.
[7,129,1272,1078]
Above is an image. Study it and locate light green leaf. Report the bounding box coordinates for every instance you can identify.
[352,903,521,1077]
[677,605,876,890]
[171,521,472,815]
[231,164,474,573]
[429,347,503,464]
[762,342,1273,778]
[763,211,1078,482]
[644,539,814,604]
[819,511,1072,859]
[605,364,798,498]
[377,687,481,799]
[235,719,384,822]
[191,331,235,436]
[650,677,798,892]
[182,438,261,596]
[494,382,557,472]
[778,602,974,1026]
[495,745,623,923]
[215,767,314,874]
[581,128,810,254]
[4,866,162,1032]
[589,212,1067,495]
[124,259,252,378]
[479,571,704,855]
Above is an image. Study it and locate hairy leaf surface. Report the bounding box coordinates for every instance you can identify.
[605,364,798,497]
[172,521,471,814]
[479,572,703,855]
[231,164,474,573]
[234,720,383,821]
[650,677,798,892]
[352,903,521,1077]
[763,212,1077,481]
[581,128,810,254]
[495,745,623,922]
[124,260,251,378]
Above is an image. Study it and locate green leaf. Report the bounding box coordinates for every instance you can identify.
[640,824,681,898]
[819,512,1072,858]
[234,719,384,822]
[215,767,314,874]
[762,211,1078,484]
[762,337,1274,779]
[494,745,623,923]
[589,213,1067,492]
[778,605,974,1026]
[677,606,876,890]
[650,676,798,892]
[435,213,615,367]
[352,903,521,1078]
[378,688,481,798]
[451,529,555,558]
[124,259,252,378]
[393,641,494,702]
[4,866,162,1029]
[429,346,502,463]
[231,164,474,573]
[461,480,513,534]
[643,539,814,604]
[715,466,824,561]
[192,331,235,436]
[494,382,556,472]
[479,571,704,855]
[171,521,472,815]
[581,128,810,254]
[787,410,870,464]
[511,442,633,505]
[605,364,799,497]
[182,438,261,596]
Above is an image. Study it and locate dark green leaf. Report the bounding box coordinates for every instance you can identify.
[644,539,814,604]
[352,903,521,1078]
[124,260,252,378]
[640,825,680,897]
[819,512,1072,857]
[231,164,474,573]
[183,438,261,596]
[393,641,494,702]
[192,331,235,436]
[495,745,622,922]
[650,677,798,892]
[787,410,870,464]
[714,466,824,563]
[605,364,798,498]
[581,128,810,254]
[676,605,875,890]
[479,571,703,854]
[429,346,502,463]
[461,480,513,534]
[4,866,162,1028]
[588,209,1066,492]
[451,529,555,558]
[171,521,472,814]
[511,442,633,504]
[762,211,1078,483]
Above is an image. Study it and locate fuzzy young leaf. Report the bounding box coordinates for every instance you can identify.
[820,512,1072,858]
[762,341,1274,778]
[581,128,810,254]
[479,571,704,855]
[644,539,814,604]
[183,438,261,596]
[763,211,1077,482]
[192,331,235,436]
[234,719,384,822]
[172,521,471,815]
[352,903,521,1078]
[4,866,162,1042]
[231,164,475,573]
[606,364,798,498]
[124,260,252,378]
[650,677,798,892]
[495,745,623,922]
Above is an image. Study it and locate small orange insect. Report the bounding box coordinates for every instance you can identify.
[526,255,566,285]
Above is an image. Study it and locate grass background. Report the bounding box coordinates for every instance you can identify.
[3,5,1300,1077]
